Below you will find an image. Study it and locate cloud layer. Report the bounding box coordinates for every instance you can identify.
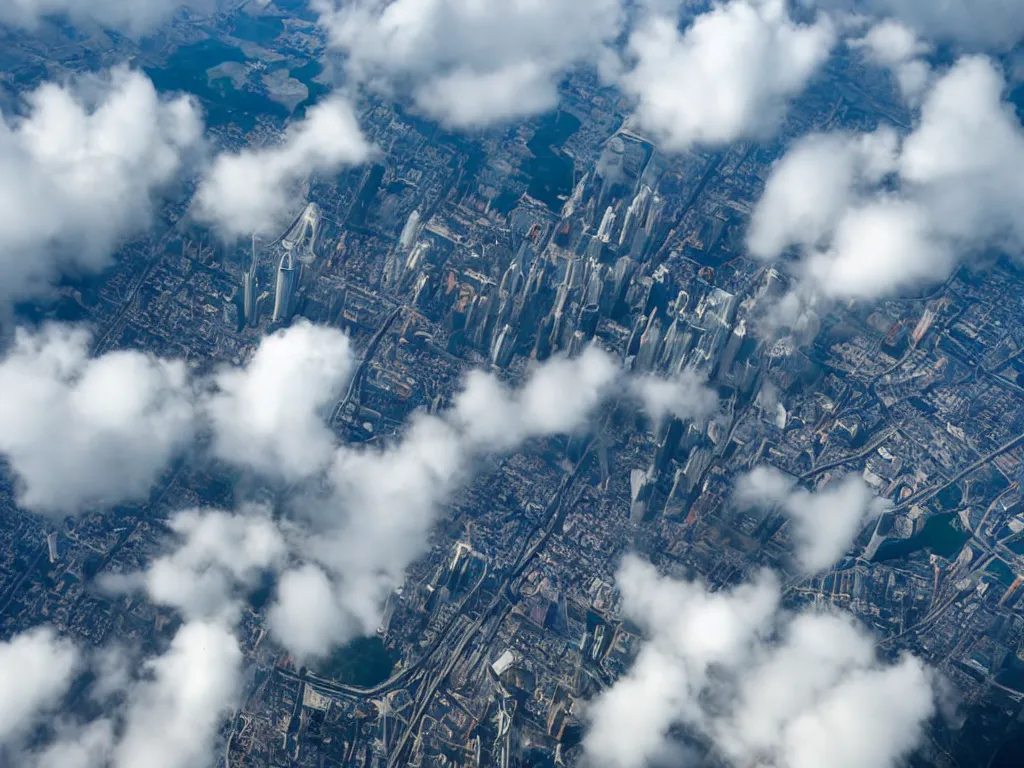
[0,627,79,748]
[0,324,195,516]
[104,506,289,622]
[583,556,937,768]
[313,0,625,128]
[735,466,891,573]
[0,320,718,665]
[620,0,835,149]
[808,0,1024,50]
[268,345,718,659]
[749,55,1024,299]
[193,96,373,238]
[0,0,207,35]
[0,67,203,305]
[204,321,356,481]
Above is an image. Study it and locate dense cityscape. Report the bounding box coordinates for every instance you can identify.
[1,1,1024,768]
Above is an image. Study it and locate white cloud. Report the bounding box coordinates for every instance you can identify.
[0,324,196,517]
[104,507,288,622]
[750,55,1024,299]
[0,0,207,35]
[849,20,932,102]
[267,564,349,660]
[313,0,625,128]
[747,128,899,260]
[268,345,714,660]
[628,368,721,426]
[0,627,79,747]
[619,0,835,150]
[32,720,115,768]
[270,349,620,657]
[11,621,242,768]
[204,320,356,482]
[452,345,621,450]
[735,466,890,573]
[583,556,937,768]
[0,67,203,305]
[806,0,1024,50]
[112,620,241,768]
[194,96,373,238]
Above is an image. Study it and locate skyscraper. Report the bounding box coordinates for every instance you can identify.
[281,202,321,264]
[597,206,617,243]
[243,234,259,327]
[399,209,422,250]
[491,324,516,368]
[273,250,297,323]
[717,319,747,382]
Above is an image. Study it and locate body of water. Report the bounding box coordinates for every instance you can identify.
[146,36,331,129]
[145,39,288,130]
[313,636,396,688]
[524,111,582,212]
[873,512,971,562]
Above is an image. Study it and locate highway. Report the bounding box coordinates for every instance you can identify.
[384,452,591,766]
[330,304,404,426]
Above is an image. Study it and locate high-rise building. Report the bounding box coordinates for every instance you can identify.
[630,468,654,523]
[634,315,663,372]
[273,250,297,322]
[596,206,617,243]
[618,185,652,249]
[683,447,712,493]
[654,418,685,476]
[281,202,321,264]
[46,532,58,564]
[491,324,516,368]
[578,303,600,339]
[405,240,430,273]
[911,308,937,347]
[664,467,687,517]
[595,137,626,216]
[717,319,747,382]
[398,209,422,250]
[243,234,259,327]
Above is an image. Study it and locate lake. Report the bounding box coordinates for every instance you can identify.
[313,636,396,688]
[873,512,971,562]
[145,38,332,130]
[525,110,581,212]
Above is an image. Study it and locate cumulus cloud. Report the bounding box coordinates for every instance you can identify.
[267,345,715,660]
[629,368,721,426]
[15,516,254,768]
[583,555,937,768]
[32,719,116,768]
[0,324,196,517]
[104,507,288,621]
[806,0,1024,50]
[204,320,356,481]
[313,0,625,128]
[0,321,354,516]
[0,627,79,747]
[735,466,891,573]
[270,346,622,658]
[25,619,243,768]
[112,620,241,768]
[0,67,203,305]
[619,0,835,150]
[849,19,932,102]
[194,96,373,238]
[746,118,900,266]
[268,564,350,660]
[750,55,1024,299]
[0,0,208,35]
